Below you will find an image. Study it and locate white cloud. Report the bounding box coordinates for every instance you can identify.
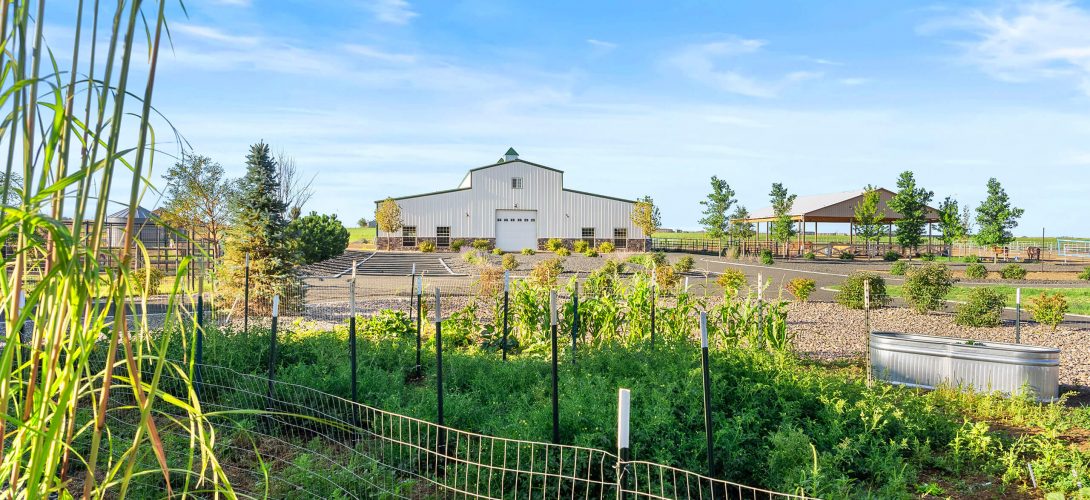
[839,77,871,86]
[343,44,417,64]
[587,39,618,52]
[666,38,823,97]
[210,0,250,5]
[173,23,259,46]
[927,1,1090,94]
[369,0,418,25]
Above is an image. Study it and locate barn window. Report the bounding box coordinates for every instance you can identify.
[402,226,417,247]
[613,228,627,248]
[436,227,450,248]
[511,177,524,189]
[581,228,595,246]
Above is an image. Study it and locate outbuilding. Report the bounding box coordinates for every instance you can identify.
[376,149,645,252]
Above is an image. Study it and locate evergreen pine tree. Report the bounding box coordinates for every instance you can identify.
[221,141,300,310]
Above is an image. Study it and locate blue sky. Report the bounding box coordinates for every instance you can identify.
[51,0,1090,235]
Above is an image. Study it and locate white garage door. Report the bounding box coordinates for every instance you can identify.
[495,210,538,252]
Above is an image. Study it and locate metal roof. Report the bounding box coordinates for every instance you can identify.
[744,188,940,223]
[106,205,157,221]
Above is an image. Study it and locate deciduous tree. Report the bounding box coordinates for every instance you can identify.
[974,178,1024,263]
[728,205,755,255]
[853,185,885,257]
[887,171,933,256]
[275,150,315,220]
[630,195,661,238]
[159,153,235,251]
[936,197,967,249]
[375,198,403,235]
[698,176,735,255]
[769,183,797,257]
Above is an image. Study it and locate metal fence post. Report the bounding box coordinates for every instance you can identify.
[435,287,444,427]
[267,295,280,410]
[571,281,579,364]
[349,275,358,403]
[243,252,250,334]
[864,279,872,384]
[409,263,416,321]
[756,273,764,346]
[502,271,510,362]
[196,264,204,399]
[1015,288,1022,344]
[616,388,631,500]
[416,274,423,373]
[699,313,714,476]
[650,268,656,348]
[550,290,560,444]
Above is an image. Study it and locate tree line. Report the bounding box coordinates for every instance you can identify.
[698,172,1023,260]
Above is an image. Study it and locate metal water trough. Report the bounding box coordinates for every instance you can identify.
[870,332,1059,402]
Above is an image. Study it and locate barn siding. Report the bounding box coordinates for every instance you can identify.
[377,160,640,240]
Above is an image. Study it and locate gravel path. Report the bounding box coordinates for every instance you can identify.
[789,301,1090,390]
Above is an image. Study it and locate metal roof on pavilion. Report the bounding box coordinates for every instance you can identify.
[741,188,940,224]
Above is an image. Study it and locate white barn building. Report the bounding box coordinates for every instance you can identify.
[376,149,646,252]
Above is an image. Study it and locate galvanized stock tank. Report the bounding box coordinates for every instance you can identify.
[869,332,1059,402]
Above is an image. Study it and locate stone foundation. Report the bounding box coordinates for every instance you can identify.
[378,236,648,252]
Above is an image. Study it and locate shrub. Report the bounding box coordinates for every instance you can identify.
[889,261,909,276]
[835,272,891,309]
[803,251,816,260]
[450,239,465,252]
[475,264,504,298]
[759,249,774,265]
[521,248,536,255]
[1029,292,1068,331]
[288,211,350,264]
[584,249,599,257]
[901,263,955,313]
[962,255,980,264]
[883,251,900,262]
[839,251,854,261]
[597,241,615,254]
[501,253,518,272]
[471,239,492,251]
[954,287,1005,327]
[653,265,680,290]
[1000,264,1027,280]
[491,248,504,255]
[786,278,816,302]
[461,250,482,265]
[573,240,589,253]
[674,255,695,273]
[555,248,571,257]
[729,246,742,259]
[1080,267,1090,281]
[529,257,565,287]
[715,268,747,296]
[417,240,436,253]
[546,238,565,251]
[964,263,988,279]
[128,266,164,295]
[920,253,936,262]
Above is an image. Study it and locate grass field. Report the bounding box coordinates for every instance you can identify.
[887,284,1090,315]
[348,226,376,243]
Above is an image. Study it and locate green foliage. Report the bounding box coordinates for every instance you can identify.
[572,240,589,253]
[839,251,854,260]
[451,239,465,251]
[883,251,901,262]
[375,197,402,233]
[1029,293,1068,331]
[728,205,756,251]
[584,249,599,257]
[501,253,518,271]
[417,240,436,252]
[716,268,747,296]
[803,251,816,260]
[889,261,909,276]
[836,272,891,309]
[759,249,774,265]
[491,248,504,255]
[128,266,165,296]
[674,255,695,273]
[962,255,980,263]
[159,153,234,249]
[1080,267,1090,281]
[631,195,661,237]
[597,241,616,253]
[521,248,536,255]
[555,248,571,257]
[1000,264,1027,280]
[546,238,565,251]
[887,171,934,252]
[462,249,483,265]
[853,185,885,255]
[902,263,955,313]
[289,211,350,263]
[529,257,565,287]
[768,183,797,254]
[786,278,816,302]
[920,253,936,261]
[699,176,736,243]
[965,263,988,279]
[937,196,968,246]
[472,239,492,251]
[955,287,1005,327]
[973,178,1024,256]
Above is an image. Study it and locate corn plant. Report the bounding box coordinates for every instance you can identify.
[0,2,232,497]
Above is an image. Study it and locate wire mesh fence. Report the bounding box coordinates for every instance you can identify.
[101,361,809,499]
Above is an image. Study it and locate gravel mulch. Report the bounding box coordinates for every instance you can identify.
[788,301,1090,389]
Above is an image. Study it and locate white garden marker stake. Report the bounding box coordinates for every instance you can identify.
[504,271,510,293]
[352,260,357,280]
[684,276,690,293]
[1015,288,1022,344]
[616,388,631,478]
[756,272,764,344]
[272,295,279,318]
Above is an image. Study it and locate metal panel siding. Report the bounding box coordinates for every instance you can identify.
[380,160,637,239]
[869,332,1059,402]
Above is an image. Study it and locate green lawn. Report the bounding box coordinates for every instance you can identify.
[348,226,376,243]
[887,284,1090,315]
